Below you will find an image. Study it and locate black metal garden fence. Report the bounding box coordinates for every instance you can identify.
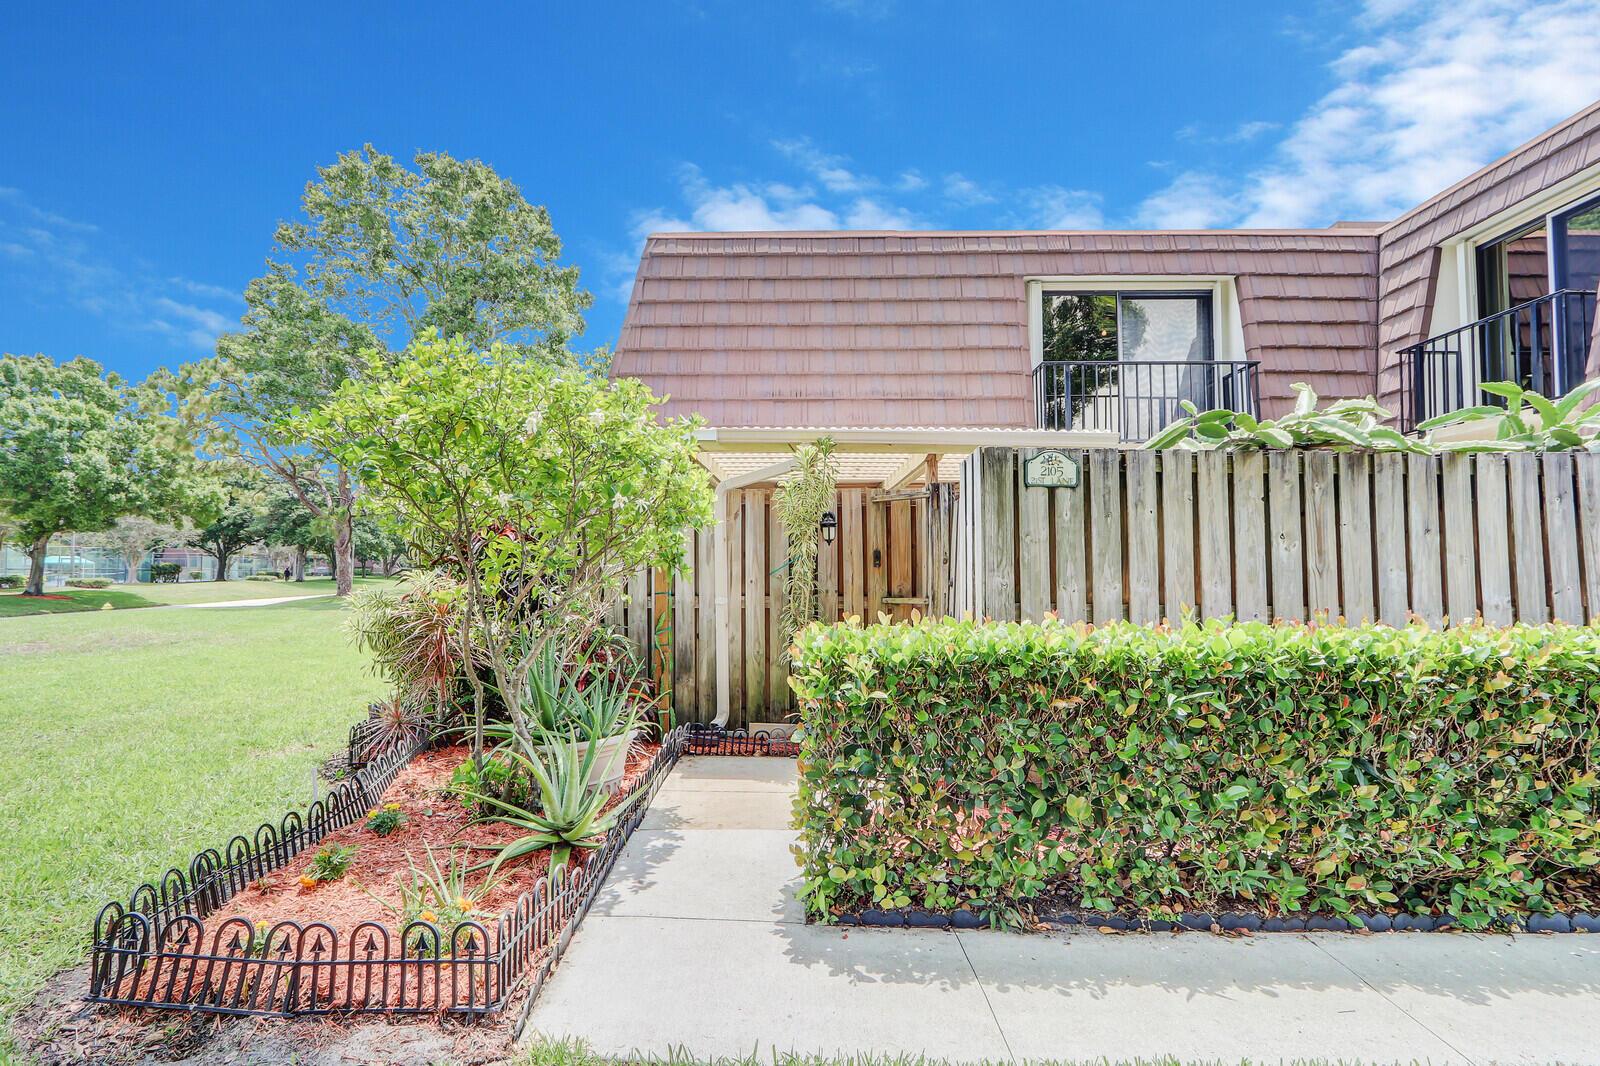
[88,723,796,1022]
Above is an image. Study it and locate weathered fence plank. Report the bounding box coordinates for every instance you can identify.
[1054,458,1088,622]
[1541,452,1583,623]
[1230,450,1267,621]
[1439,453,1477,624]
[1304,451,1339,619]
[1160,450,1195,621]
[867,490,889,621]
[1267,450,1303,621]
[1018,450,1052,621]
[1090,448,1124,624]
[840,488,865,620]
[1196,450,1232,619]
[1124,449,1161,624]
[741,490,767,720]
[1577,453,1600,624]
[817,491,840,623]
[1372,452,1409,626]
[982,449,1017,622]
[1507,453,1549,624]
[1406,453,1444,626]
[767,503,789,713]
[1336,452,1374,624]
[1475,455,1514,625]
[672,531,696,720]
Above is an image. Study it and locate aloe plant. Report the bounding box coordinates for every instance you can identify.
[458,727,641,875]
[1418,378,1600,452]
[1144,383,1427,453]
[519,642,643,742]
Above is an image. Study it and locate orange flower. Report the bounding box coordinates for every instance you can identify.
[298,874,318,889]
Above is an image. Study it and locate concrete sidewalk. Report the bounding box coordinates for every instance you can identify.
[524,756,1600,1064]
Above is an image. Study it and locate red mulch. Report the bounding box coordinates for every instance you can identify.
[203,740,661,938]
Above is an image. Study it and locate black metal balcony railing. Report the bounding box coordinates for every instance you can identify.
[1398,288,1597,433]
[1032,358,1262,441]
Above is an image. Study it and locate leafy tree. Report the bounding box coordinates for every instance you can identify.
[299,332,712,765]
[190,146,598,596]
[254,481,324,580]
[81,516,188,583]
[0,355,217,595]
[187,464,268,580]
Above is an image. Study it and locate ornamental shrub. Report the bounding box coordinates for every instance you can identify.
[0,574,25,588]
[66,577,112,588]
[789,617,1600,928]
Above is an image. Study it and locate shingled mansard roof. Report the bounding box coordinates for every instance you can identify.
[612,101,1600,429]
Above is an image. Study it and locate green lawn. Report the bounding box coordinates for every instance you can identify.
[0,595,389,1033]
[0,576,394,617]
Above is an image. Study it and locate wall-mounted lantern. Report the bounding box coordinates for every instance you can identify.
[819,511,837,545]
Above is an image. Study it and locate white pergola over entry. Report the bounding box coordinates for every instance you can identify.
[694,426,1119,726]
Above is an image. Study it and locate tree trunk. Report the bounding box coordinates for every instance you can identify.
[214,548,232,580]
[24,534,49,596]
[123,549,144,584]
[294,547,306,582]
[333,509,354,597]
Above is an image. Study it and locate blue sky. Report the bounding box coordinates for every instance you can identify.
[3,0,1599,380]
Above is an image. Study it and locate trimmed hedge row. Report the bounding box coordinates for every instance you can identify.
[789,617,1600,928]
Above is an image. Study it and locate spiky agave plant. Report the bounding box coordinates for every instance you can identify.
[459,726,642,876]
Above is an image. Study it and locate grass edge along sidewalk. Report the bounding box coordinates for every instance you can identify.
[0,576,395,617]
[519,1036,1422,1066]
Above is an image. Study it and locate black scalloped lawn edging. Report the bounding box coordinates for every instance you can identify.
[682,723,802,757]
[831,906,1600,934]
[89,725,691,1026]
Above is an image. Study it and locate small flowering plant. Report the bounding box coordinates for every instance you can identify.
[300,843,360,888]
[382,845,502,950]
[365,802,408,836]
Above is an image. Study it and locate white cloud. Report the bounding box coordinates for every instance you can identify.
[1140,0,1600,228]
[843,197,918,229]
[1020,186,1105,230]
[895,170,928,192]
[942,172,997,206]
[773,137,868,193]
[1134,172,1239,229]
[0,187,240,356]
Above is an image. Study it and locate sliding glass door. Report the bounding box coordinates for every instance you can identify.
[1039,290,1214,437]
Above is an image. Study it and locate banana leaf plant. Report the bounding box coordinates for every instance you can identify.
[456,723,642,876]
[1143,383,1428,452]
[1417,379,1600,452]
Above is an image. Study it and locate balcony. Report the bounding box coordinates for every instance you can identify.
[1032,358,1262,441]
[1398,288,1597,433]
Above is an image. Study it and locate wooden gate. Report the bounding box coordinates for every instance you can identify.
[658,481,957,727]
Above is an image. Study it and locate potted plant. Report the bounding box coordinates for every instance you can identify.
[523,644,642,793]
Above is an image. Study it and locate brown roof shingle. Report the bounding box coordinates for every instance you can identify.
[614,229,1380,427]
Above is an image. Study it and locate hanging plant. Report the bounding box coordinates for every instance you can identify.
[772,437,839,654]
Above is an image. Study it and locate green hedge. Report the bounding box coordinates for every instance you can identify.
[789,618,1600,928]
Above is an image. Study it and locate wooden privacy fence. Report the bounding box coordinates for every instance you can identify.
[611,483,956,728]
[956,446,1600,628]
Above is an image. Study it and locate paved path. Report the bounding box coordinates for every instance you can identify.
[524,756,1600,1064]
[171,593,335,609]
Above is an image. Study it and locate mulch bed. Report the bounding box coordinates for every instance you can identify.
[14,737,669,1065]
[204,739,660,940]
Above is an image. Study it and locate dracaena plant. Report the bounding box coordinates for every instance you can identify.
[1145,383,1427,452]
[1418,379,1600,452]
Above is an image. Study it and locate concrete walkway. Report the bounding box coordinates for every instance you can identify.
[172,593,335,609]
[525,756,1600,1064]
